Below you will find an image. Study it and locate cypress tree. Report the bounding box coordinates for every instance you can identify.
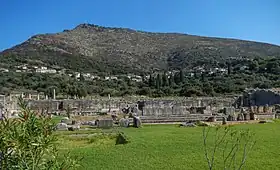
[162,72,169,87]
[179,70,185,84]
[169,74,175,87]
[140,73,145,83]
[79,72,85,81]
[156,74,162,89]
[148,74,155,87]
[174,72,180,85]
[227,62,232,75]
[201,73,205,82]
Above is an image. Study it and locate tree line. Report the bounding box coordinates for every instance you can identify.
[0,57,280,98]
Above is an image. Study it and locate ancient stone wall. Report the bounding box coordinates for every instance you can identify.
[2,94,235,118]
[139,98,233,117]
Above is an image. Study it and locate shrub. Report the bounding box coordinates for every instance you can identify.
[115,132,130,145]
[0,97,80,169]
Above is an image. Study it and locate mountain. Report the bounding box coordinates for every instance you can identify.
[1,23,280,74]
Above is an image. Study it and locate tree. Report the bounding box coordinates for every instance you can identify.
[68,84,78,98]
[180,70,185,84]
[162,87,173,96]
[168,74,175,87]
[136,87,151,96]
[249,60,259,72]
[140,73,146,83]
[202,83,214,96]
[45,86,57,98]
[174,72,181,85]
[0,97,80,169]
[79,73,85,81]
[227,62,232,75]
[266,60,280,74]
[201,73,206,82]
[148,74,155,87]
[179,86,203,97]
[156,74,162,89]
[162,72,169,87]
[203,126,256,170]
[77,86,87,98]
[126,77,132,86]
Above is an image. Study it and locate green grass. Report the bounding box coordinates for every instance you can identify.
[51,115,65,124]
[58,122,280,170]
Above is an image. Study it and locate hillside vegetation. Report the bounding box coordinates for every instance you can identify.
[1,23,280,74]
[1,24,280,96]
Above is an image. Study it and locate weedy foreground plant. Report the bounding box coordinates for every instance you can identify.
[0,97,80,170]
[203,126,256,170]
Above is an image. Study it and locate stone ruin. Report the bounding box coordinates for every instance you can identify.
[2,90,279,125]
[233,88,279,120]
[0,94,237,123]
[96,119,113,128]
[235,88,280,107]
[135,98,233,123]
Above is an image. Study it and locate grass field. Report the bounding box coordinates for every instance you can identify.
[57,122,280,170]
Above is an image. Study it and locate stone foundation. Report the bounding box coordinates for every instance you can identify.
[254,114,275,120]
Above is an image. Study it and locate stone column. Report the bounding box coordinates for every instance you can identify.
[257,106,264,113]
[53,89,56,100]
[56,102,59,111]
[240,96,243,107]
[198,100,201,107]
[0,106,5,119]
[263,104,269,113]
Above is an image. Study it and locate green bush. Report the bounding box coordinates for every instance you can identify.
[0,97,80,169]
[115,132,130,145]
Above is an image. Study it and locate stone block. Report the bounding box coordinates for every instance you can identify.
[60,119,72,125]
[208,116,216,122]
[179,122,197,127]
[257,106,264,113]
[56,123,68,130]
[254,106,258,113]
[97,119,113,128]
[267,106,273,113]
[119,118,130,128]
[165,107,172,116]
[133,117,142,128]
[224,107,235,115]
[158,107,165,117]
[237,113,244,121]
[179,106,185,115]
[263,105,269,113]
[68,125,80,131]
[143,107,151,116]
[181,107,189,116]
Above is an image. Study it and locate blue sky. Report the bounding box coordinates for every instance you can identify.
[0,0,279,51]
